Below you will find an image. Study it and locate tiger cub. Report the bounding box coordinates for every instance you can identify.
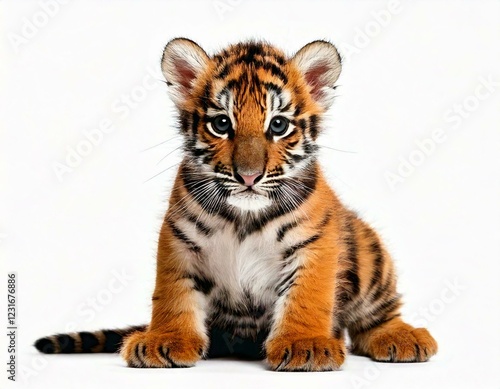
[35,38,437,371]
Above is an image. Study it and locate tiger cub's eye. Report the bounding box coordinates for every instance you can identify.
[212,115,232,134]
[269,116,289,136]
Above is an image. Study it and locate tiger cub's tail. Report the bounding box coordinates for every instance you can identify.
[34,325,147,354]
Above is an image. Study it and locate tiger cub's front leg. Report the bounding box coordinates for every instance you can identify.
[266,225,346,371]
[121,218,208,368]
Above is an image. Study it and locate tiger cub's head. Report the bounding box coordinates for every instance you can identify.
[161,39,341,212]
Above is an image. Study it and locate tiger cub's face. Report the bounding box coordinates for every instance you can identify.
[161,39,341,212]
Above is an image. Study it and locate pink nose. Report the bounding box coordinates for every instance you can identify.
[239,172,262,186]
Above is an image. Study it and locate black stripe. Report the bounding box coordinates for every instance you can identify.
[286,151,305,163]
[56,334,75,353]
[318,210,333,229]
[276,269,297,292]
[294,103,303,116]
[298,118,307,133]
[281,101,292,112]
[371,269,393,302]
[333,328,343,339]
[225,78,239,91]
[344,216,360,298]
[227,125,235,141]
[184,213,213,236]
[202,154,214,165]
[34,337,56,354]
[263,81,283,95]
[192,147,207,157]
[240,42,266,63]
[101,330,123,353]
[183,137,196,154]
[179,110,190,132]
[368,240,384,291]
[266,166,284,178]
[200,82,212,110]
[302,139,319,155]
[283,234,321,260]
[261,62,288,84]
[309,115,319,139]
[230,48,262,66]
[216,63,230,79]
[276,220,300,242]
[189,274,215,295]
[265,127,274,141]
[274,55,286,66]
[200,83,223,111]
[168,221,202,253]
[415,344,421,361]
[276,267,302,296]
[287,140,299,148]
[364,295,402,328]
[214,164,232,177]
[158,346,181,367]
[134,344,144,365]
[356,312,402,334]
[80,332,99,352]
[191,111,200,136]
[261,178,285,186]
[213,54,224,64]
[344,269,360,297]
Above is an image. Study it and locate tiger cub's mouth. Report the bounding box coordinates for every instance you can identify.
[226,187,272,211]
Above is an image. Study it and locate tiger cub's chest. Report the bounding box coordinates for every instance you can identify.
[175,215,303,334]
[200,223,292,335]
[201,224,285,300]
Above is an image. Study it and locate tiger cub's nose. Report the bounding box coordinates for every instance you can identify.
[235,171,263,186]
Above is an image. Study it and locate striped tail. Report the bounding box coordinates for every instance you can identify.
[34,325,147,354]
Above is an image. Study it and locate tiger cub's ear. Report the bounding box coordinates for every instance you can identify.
[161,38,209,107]
[292,40,342,110]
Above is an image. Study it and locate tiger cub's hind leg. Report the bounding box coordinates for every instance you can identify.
[346,217,438,363]
[349,317,438,362]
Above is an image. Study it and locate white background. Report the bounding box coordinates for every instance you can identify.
[1,0,499,388]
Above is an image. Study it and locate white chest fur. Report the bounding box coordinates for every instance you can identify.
[203,225,282,300]
[172,213,305,336]
[175,216,300,305]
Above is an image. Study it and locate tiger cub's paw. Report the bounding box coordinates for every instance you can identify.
[266,336,346,371]
[120,330,207,368]
[367,326,438,362]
